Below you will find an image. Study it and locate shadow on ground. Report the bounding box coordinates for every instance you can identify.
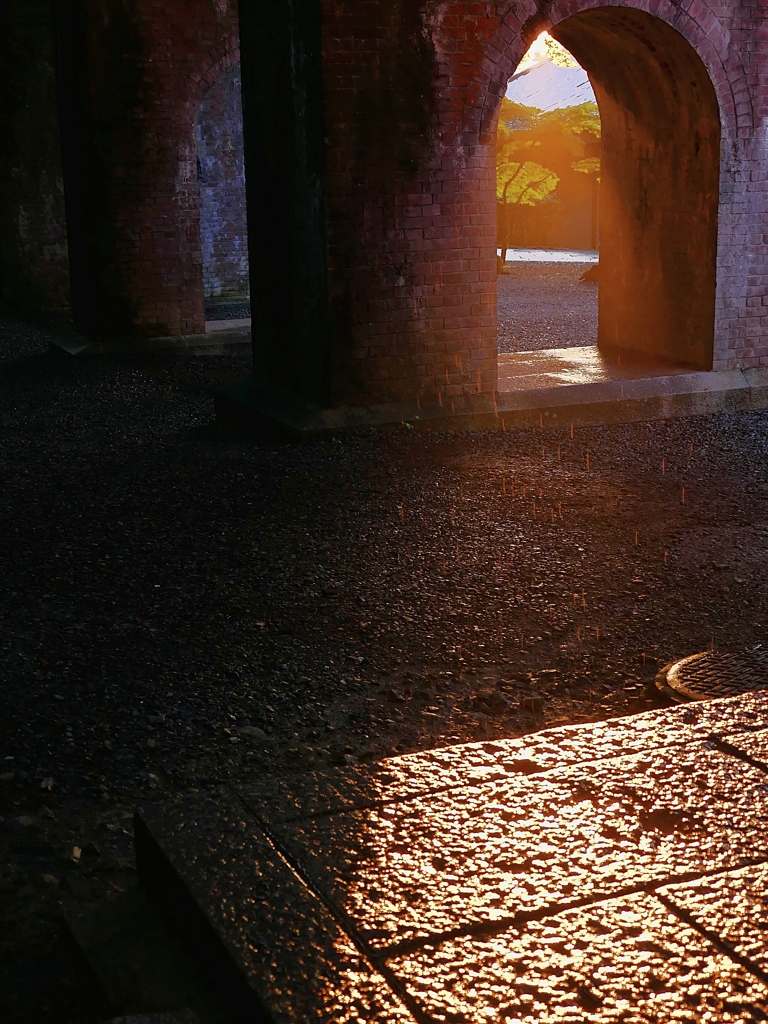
[2,313,768,1020]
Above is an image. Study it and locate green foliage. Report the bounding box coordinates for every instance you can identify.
[541,35,580,68]
[496,158,559,205]
[497,99,601,205]
[571,157,601,176]
[534,102,601,139]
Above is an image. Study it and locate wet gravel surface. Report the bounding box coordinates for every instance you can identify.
[2,312,768,1021]
[497,263,597,352]
[204,300,251,322]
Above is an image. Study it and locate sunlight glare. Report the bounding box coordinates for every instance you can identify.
[518,32,550,71]
[517,31,580,73]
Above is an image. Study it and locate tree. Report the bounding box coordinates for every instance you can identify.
[496,101,559,207]
[497,98,601,249]
[497,156,559,206]
[497,99,601,204]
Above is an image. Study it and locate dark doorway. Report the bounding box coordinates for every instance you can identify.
[196,63,250,323]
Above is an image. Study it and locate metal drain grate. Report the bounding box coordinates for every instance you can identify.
[656,646,768,702]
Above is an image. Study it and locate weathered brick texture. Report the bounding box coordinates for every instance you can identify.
[4,0,766,400]
[63,0,241,337]
[556,9,720,369]
[197,61,249,305]
[319,0,768,402]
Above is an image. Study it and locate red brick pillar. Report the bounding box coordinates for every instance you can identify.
[234,0,499,414]
[223,0,768,429]
[57,0,240,339]
[319,0,499,408]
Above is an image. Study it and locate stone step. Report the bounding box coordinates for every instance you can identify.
[63,878,225,1024]
[135,693,768,1023]
[215,365,768,437]
[134,794,415,1024]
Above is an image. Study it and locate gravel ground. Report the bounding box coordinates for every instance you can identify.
[204,300,251,321]
[3,312,768,1021]
[497,263,597,352]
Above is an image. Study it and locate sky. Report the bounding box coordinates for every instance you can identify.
[506,32,597,111]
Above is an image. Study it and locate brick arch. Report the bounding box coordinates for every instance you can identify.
[459,1,726,371]
[468,0,749,145]
[177,35,241,129]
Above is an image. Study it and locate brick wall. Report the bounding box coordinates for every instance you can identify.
[321,1,499,406]
[0,1,70,315]
[197,61,249,306]
[318,0,768,403]
[12,0,764,383]
[62,0,240,338]
[557,9,720,370]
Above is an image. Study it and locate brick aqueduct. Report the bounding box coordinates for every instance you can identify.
[1,1,766,419]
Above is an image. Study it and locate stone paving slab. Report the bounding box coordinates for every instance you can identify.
[388,892,768,1023]
[240,692,768,827]
[720,728,768,771]
[263,741,768,952]
[497,345,692,390]
[135,793,416,1024]
[659,863,768,978]
[136,696,768,1023]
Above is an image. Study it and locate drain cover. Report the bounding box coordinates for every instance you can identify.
[656,647,768,702]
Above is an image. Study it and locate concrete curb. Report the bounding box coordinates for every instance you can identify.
[215,367,768,436]
[49,325,251,358]
[45,330,768,435]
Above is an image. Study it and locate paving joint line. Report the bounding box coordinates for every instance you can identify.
[713,735,768,775]
[232,790,438,1024]
[379,858,768,960]
[240,733,732,827]
[654,888,768,989]
[223,730,768,1007]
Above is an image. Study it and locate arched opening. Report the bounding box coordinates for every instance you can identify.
[196,62,250,324]
[497,33,601,359]
[498,7,720,390]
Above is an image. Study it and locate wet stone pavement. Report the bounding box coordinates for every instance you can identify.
[140,694,768,1023]
[5,312,768,1020]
